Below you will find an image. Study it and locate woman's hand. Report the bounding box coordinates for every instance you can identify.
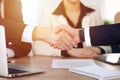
[68,47,101,58]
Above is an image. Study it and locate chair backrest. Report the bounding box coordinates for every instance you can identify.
[114,12,120,23]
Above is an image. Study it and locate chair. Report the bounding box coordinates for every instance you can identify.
[114,12,120,23]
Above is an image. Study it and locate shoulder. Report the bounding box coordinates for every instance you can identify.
[86,5,101,17]
[82,5,103,27]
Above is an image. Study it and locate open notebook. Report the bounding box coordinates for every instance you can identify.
[69,64,120,80]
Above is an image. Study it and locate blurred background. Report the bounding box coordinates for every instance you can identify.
[21,0,120,25]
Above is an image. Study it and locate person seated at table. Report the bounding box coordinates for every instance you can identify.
[111,12,120,53]
[32,0,111,58]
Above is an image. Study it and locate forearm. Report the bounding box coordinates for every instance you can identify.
[79,24,120,46]
[33,41,61,56]
[32,27,56,44]
[90,24,120,45]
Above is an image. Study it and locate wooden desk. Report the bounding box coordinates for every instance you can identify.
[1,56,120,80]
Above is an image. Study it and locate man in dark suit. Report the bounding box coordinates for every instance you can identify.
[53,23,120,50]
[0,0,31,58]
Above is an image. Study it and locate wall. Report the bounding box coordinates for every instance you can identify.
[21,0,120,24]
[104,0,120,22]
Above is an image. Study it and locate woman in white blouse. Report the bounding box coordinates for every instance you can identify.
[32,0,111,58]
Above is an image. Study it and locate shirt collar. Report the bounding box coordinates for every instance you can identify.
[53,2,94,16]
[53,1,95,28]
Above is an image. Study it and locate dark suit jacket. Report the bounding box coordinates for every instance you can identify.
[0,0,31,58]
[4,0,23,23]
[89,23,120,46]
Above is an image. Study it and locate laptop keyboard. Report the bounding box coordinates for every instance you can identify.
[8,68,27,74]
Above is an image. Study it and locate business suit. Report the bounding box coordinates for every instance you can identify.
[0,0,31,58]
[89,23,120,46]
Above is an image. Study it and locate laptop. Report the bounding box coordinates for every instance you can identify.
[0,25,45,78]
[95,53,120,65]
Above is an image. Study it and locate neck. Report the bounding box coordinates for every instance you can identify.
[63,0,80,13]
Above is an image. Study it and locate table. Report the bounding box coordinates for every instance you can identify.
[0,55,120,80]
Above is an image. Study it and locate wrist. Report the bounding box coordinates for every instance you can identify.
[32,27,46,41]
[97,47,105,54]
[61,50,70,57]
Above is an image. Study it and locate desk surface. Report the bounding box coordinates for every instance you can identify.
[1,56,120,80]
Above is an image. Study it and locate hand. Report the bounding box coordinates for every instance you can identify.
[32,27,77,50]
[52,31,78,50]
[55,25,80,43]
[68,47,101,58]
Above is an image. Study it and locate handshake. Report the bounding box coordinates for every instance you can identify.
[52,25,81,50]
[33,25,81,50]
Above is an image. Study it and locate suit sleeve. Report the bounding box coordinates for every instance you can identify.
[0,18,31,58]
[4,0,23,23]
[89,23,120,46]
[1,0,31,58]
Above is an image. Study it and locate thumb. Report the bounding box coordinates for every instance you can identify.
[55,27,62,34]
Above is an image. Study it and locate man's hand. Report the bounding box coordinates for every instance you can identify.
[55,25,80,43]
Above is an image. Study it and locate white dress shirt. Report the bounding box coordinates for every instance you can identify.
[84,28,92,46]
[22,24,35,43]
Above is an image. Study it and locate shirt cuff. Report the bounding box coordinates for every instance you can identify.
[84,28,92,46]
[6,48,15,58]
[22,25,36,43]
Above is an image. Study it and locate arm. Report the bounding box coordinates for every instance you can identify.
[32,26,78,50]
[32,27,78,56]
[67,47,101,58]
[0,18,31,58]
[54,23,120,49]
[79,23,120,46]
[89,23,120,46]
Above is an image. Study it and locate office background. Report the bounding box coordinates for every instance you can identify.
[21,0,120,25]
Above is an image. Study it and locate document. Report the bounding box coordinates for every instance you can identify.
[51,59,95,68]
[69,64,120,80]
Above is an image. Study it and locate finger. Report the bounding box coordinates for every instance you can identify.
[55,27,62,34]
[61,35,73,50]
[64,32,78,48]
[55,25,65,34]
[53,39,70,50]
[56,31,74,50]
[53,43,69,50]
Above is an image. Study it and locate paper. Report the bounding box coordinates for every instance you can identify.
[51,59,95,68]
[69,64,120,80]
